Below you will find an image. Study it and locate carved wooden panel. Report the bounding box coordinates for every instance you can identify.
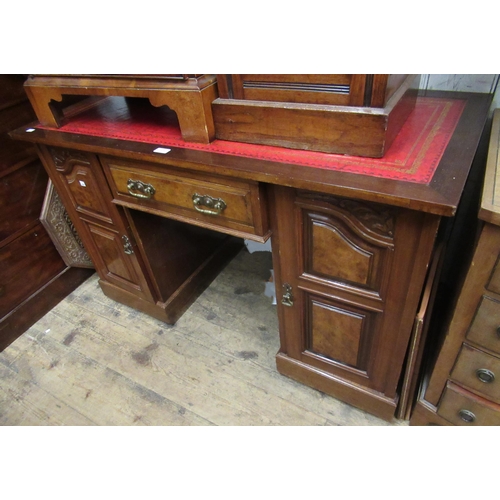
[48,147,114,224]
[299,194,395,296]
[306,294,375,371]
[40,180,94,268]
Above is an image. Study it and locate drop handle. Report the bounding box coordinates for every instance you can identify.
[192,193,227,216]
[476,368,495,383]
[127,179,156,199]
[458,409,476,423]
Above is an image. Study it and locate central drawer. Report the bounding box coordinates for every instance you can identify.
[100,156,270,242]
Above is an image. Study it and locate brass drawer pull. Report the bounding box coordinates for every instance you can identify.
[458,409,476,423]
[476,368,495,383]
[192,193,227,216]
[127,179,156,199]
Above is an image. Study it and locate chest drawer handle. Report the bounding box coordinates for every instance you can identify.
[192,193,227,216]
[127,179,156,199]
[476,368,495,383]
[458,409,476,423]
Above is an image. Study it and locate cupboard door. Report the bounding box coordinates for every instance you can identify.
[39,146,119,224]
[36,145,155,303]
[271,186,440,416]
[79,216,154,301]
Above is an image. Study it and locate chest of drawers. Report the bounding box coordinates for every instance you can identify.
[411,108,500,426]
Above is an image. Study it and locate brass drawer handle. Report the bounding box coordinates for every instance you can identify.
[192,193,227,216]
[458,409,476,423]
[476,368,495,383]
[127,179,156,199]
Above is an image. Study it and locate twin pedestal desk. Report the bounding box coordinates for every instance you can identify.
[12,90,491,422]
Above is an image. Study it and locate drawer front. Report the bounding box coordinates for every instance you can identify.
[451,343,500,403]
[437,382,500,425]
[101,157,269,240]
[466,295,500,355]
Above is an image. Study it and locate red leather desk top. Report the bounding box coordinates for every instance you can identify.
[37,96,466,185]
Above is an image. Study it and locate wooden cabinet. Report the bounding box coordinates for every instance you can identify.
[213,74,419,157]
[217,74,410,107]
[36,144,244,325]
[11,85,491,421]
[411,109,500,426]
[36,146,155,301]
[270,188,440,420]
[0,75,93,352]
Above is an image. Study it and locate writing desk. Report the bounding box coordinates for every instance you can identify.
[12,90,491,421]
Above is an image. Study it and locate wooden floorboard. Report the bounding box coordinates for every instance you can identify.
[0,248,406,426]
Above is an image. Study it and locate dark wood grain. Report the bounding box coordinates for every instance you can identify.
[0,266,93,352]
[0,159,48,243]
[0,223,66,317]
[0,74,94,353]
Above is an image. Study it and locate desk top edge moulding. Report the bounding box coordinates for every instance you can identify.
[11,75,492,422]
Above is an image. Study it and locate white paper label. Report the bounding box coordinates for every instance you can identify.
[153,147,171,154]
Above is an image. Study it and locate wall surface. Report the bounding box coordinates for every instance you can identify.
[419,74,500,111]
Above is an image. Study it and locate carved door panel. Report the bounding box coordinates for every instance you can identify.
[78,216,155,301]
[36,145,155,302]
[40,146,120,224]
[271,187,440,401]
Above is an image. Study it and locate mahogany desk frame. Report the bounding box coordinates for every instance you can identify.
[11,90,491,422]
